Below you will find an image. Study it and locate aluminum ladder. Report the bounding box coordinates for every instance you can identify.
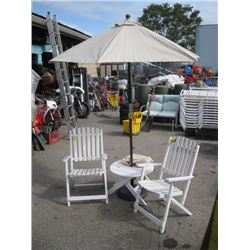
[46,12,76,130]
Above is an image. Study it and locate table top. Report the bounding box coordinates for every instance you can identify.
[110,160,154,178]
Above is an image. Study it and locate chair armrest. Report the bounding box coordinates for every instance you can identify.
[165,176,193,183]
[136,162,162,168]
[63,155,71,162]
[136,162,162,181]
[102,153,108,160]
[139,105,147,112]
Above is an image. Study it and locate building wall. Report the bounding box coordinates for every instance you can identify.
[78,63,98,77]
[100,64,126,78]
[195,25,218,73]
[32,44,52,65]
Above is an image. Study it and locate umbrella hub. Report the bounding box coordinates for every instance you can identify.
[125,14,130,20]
[113,14,141,27]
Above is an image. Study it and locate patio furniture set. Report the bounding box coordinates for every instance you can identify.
[51,14,201,234]
[63,127,200,234]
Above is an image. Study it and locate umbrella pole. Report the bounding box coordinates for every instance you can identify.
[117,62,135,201]
[128,62,133,167]
[117,62,139,201]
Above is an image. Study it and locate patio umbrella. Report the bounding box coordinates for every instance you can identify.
[51,14,199,167]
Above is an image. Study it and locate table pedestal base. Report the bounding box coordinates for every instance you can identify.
[117,186,147,201]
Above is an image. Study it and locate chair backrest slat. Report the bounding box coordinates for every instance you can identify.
[172,137,185,173]
[183,142,199,176]
[69,130,73,162]
[100,128,104,155]
[77,127,82,161]
[171,137,185,175]
[177,139,192,176]
[161,136,199,178]
[96,128,100,158]
[70,127,104,162]
[178,139,190,173]
[86,127,91,160]
[82,127,87,160]
[178,139,193,176]
[72,128,78,161]
[159,144,171,179]
[91,127,96,160]
[167,137,180,174]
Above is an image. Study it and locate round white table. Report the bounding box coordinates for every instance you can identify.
[108,160,155,203]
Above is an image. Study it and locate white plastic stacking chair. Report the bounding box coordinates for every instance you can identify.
[180,89,218,131]
[63,127,108,206]
[134,136,200,233]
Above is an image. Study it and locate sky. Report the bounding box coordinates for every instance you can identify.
[32,0,218,36]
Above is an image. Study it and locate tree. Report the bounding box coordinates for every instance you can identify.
[138,3,202,51]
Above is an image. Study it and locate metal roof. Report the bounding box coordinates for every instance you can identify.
[32,12,91,41]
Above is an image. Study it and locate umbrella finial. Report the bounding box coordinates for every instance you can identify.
[125,14,131,20]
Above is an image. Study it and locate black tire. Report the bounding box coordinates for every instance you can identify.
[75,101,90,119]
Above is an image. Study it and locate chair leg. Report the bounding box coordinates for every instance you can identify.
[181,180,191,205]
[160,197,172,234]
[102,160,109,205]
[65,175,71,207]
[134,185,142,213]
[171,198,192,216]
[104,173,109,205]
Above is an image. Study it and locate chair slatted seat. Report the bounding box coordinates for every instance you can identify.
[139,180,183,196]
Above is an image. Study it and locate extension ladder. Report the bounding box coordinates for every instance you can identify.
[46,12,76,130]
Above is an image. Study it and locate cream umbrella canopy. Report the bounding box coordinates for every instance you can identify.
[51,14,199,166]
[51,16,198,64]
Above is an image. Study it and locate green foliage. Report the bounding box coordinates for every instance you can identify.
[138,2,202,51]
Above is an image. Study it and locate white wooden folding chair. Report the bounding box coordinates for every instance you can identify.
[63,127,108,206]
[134,136,200,233]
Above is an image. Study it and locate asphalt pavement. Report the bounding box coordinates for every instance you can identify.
[32,110,218,250]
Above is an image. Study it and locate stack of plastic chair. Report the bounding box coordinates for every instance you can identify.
[198,90,218,129]
[180,88,218,131]
[180,93,201,130]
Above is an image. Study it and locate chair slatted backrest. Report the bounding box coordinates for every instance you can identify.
[160,136,200,179]
[70,127,104,162]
